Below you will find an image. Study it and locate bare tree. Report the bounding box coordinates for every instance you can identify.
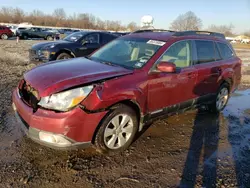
[53,8,66,20]
[207,24,234,36]
[170,11,202,31]
[127,22,139,31]
[0,6,136,31]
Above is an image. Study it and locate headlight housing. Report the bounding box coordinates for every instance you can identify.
[38,86,93,111]
[49,44,56,48]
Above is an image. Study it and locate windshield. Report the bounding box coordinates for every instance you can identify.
[63,32,87,42]
[90,38,165,69]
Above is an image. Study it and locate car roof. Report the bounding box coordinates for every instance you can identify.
[123,30,226,42]
[0,25,9,28]
[124,32,174,41]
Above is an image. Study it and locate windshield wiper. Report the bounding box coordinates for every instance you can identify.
[100,61,119,67]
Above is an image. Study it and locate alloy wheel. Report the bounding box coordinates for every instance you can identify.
[216,88,229,111]
[104,114,134,149]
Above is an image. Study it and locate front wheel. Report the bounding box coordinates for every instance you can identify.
[46,35,53,41]
[94,104,138,154]
[208,83,230,113]
[56,53,72,60]
[1,34,8,40]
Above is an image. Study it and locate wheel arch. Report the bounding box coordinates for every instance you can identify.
[91,99,142,144]
[55,49,76,59]
[219,69,234,92]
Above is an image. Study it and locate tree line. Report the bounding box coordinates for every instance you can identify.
[0,7,139,31]
[0,7,242,35]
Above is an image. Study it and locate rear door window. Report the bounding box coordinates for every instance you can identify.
[217,42,234,60]
[195,40,215,64]
[214,43,222,61]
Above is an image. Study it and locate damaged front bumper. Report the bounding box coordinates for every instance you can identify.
[12,88,107,150]
[13,103,91,150]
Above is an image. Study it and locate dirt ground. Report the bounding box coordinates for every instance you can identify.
[0,40,250,188]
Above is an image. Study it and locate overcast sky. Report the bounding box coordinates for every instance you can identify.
[1,0,250,33]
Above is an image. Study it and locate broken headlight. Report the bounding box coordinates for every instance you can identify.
[38,86,93,111]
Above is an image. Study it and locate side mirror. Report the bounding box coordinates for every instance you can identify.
[156,61,176,73]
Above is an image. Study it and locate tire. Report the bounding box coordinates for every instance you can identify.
[1,34,8,40]
[56,53,72,60]
[208,83,230,113]
[94,104,138,154]
[46,35,53,41]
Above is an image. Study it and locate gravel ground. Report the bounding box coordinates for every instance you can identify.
[0,40,250,188]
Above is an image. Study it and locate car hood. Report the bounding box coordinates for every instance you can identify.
[31,40,71,50]
[24,58,133,97]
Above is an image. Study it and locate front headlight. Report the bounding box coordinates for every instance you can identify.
[38,86,93,111]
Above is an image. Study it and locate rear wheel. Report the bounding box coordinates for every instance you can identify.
[46,35,53,41]
[94,104,138,154]
[1,34,8,40]
[56,53,72,60]
[208,83,230,113]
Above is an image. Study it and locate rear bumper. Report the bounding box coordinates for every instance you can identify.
[12,88,107,150]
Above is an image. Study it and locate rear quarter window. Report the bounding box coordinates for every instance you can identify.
[217,42,234,60]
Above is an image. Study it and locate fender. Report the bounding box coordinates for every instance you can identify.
[81,85,147,132]
[81,84,146,114]
[218,67,234,89]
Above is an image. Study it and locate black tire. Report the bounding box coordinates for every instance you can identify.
[208,83,230,113]
[46,35,53,41]
[1,34,8,40]
[56,53,72,60]
[94,104,138,154]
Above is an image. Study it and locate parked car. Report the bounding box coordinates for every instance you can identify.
[16,27,59,40]
[0,25,13,40]
[12,30,241,153]
[46,29,61,35]
[29,31,118,63]
[112,32,130,37]
[16,27,30,36]
[7,25,18,35]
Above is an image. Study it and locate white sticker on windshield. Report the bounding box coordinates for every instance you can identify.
[147,40,166,46]
[135,62,143,68]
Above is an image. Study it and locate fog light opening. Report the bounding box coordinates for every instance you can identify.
[39,132,71,146]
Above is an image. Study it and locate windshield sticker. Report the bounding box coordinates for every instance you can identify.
[135,62,144,68]
[147,40,166,46]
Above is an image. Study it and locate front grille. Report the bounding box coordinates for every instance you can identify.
[29,49,37,60]
[19,80,40,112]
[29,49,36,55]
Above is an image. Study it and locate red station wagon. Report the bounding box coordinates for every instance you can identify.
[12,30,242,153]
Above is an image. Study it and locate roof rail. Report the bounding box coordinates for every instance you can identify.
[173,30,225,39]
[132,29,175,33]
